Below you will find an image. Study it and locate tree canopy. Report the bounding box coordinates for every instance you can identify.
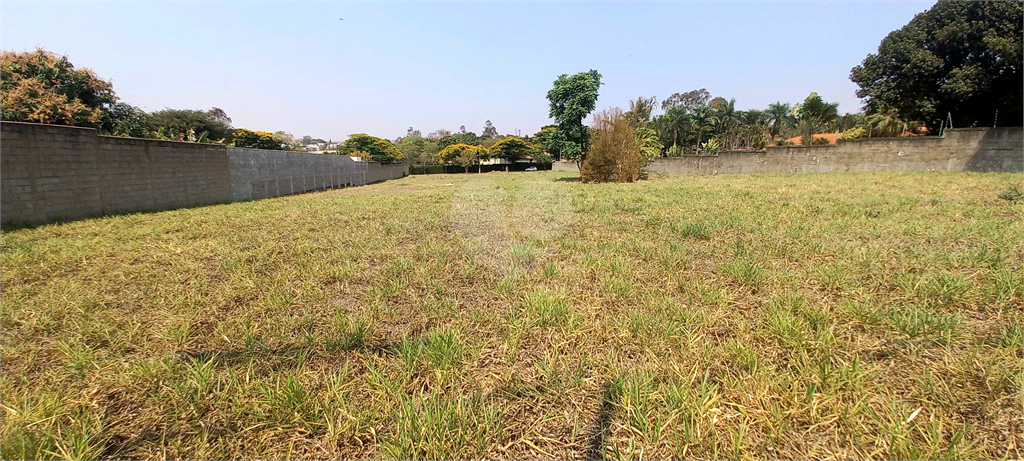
[488,136,534,161]
[99,102,150,138]
[1,49,116,127]
[850,1,1023,129]
[148,108,233,142]
[546,70,602,163]
[624,96,657,127]
[793,92,839,144]
[438,131,482,149]
[482,120,498,139]
[233,129,284,150]
[397,134,440,165]
[438,143,487,172]
[661,89,710,111]
[341,133,405,164]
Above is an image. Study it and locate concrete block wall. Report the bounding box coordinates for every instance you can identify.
[552,161,580,172]
[227,147,368,201]
[2,122,411,226]
[647,127,1022,175]
[1,122,232,225]
[1,123,103,224]
[366,163,410,184]
[97,136,232,215]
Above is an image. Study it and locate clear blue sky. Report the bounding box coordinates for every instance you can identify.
[2,1,935,141]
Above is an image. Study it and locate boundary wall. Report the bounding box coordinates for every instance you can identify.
[553,128,1022,175]
[1,122,408,226]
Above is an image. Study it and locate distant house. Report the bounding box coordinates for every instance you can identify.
[304,142,338,154]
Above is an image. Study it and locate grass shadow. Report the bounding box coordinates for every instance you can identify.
[584,379,620,460]
[178,339,402,368]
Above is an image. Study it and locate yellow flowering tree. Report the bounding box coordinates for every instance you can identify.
[340,134,404,164]
[232,129,284,150]
[438,143,488,173]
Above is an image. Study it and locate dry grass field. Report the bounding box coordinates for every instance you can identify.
[2,170,1021,460]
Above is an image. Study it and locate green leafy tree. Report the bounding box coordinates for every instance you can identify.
[850,1,1023,130]
[531,125,557,147]
[148,108,233,142]
[766,102,796,140]
[438,131,481,149]
[233,129,284,150]
[340,133,405,164]
[794,92,839,145]
[691,105,719,153]
[532,150,553,167]
[546,69,603,165]
[624,96,657,127]
[834,113,864,133]
[634,126,664,161]
[661,88,711,111]
[712,98,742,148]
[652,106,693,154]
[482,120,498,138]
[543,128,581,163]
[860,108,923,137]
[397,134,440,165]
[99,102,151,138]
[488,136,534,161]
[738,109,769,149]
[1,48,116,127]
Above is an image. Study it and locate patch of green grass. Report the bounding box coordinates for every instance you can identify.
[888,304,961,342]
[675,220,713,240]
[997,184,1023,201]
[397,328,464,372]
[520,287,574,328]
[720,258,768,288]
[383,390,503,460]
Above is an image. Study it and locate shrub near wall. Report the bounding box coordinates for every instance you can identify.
[581,108,643,182]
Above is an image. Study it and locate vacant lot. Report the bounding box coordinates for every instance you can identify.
[2,171,1021,459]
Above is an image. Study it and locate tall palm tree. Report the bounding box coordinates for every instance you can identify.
[654,106,691,152]
[766,102,795,140]
[625,96,657,127]
[692,105,719,154]
[713,98,743,148]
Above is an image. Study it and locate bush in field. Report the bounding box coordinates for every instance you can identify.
[580,108,642,183]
